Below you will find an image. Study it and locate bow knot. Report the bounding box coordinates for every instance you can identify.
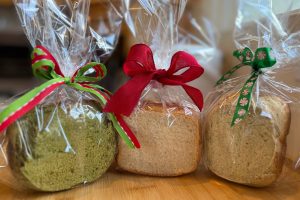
[32,46,107,84]
[104,44,204,116]
[233,47,276,72]
[64,77,73,85]
[217,47,276,126]
[153,69,168,80]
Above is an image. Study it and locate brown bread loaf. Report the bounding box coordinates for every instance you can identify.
[117,103,201,176]
[204,93,291,187]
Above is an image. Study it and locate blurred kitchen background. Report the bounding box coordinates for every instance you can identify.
[0,0,239,100]
[1,0,299,97]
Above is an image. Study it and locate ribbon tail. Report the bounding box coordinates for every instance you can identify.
[231,72,259,126]
[83,84,112,96]
[109,113,140,149]
[0,78,65,133]
[72,83,140,149]
[216,63,247,85]
[70,83,108,107]
[181,84,204,111]
[104,73,154,116]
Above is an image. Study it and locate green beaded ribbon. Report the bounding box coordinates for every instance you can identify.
[216,47,276,126]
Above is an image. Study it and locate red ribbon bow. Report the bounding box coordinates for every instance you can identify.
[104,44,204,116]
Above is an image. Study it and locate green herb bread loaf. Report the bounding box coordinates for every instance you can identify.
[204,93,291,187]
[6,101,116,192]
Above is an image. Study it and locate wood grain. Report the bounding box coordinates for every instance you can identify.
[0,163,300,200]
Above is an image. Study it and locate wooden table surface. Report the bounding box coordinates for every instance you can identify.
[0,164,300,200]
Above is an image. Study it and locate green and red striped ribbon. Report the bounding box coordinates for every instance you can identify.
[0,46,140,149]
[216,47,276,126]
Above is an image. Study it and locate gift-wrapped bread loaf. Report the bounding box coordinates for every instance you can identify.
[103,1,206,177]
[0,0,138,192]
[117,103,201,176]
[204,92,291,187]
[6,95,116,191]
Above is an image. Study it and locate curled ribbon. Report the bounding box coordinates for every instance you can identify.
[104,43,204,116]
[0,46,140,148]
[216,47,276,126]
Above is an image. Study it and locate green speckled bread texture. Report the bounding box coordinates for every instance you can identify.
[204,93,291,187]
[7,100,116,192]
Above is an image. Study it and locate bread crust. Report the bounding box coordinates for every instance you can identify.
[204,92,291,187]
[117,103,201,176]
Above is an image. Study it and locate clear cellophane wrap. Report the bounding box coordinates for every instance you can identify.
[112,0,219,177]
[0,0,127,192]
[204,0,300,187]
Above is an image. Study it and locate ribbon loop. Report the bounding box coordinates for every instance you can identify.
[233,47,253,64]
[32,46,63,79]
[123,44,156,77]
[253,47,276,70]
[73,62,107,83]
[31,47,61,80]
[104,44,204,116]
[32,58,58,80]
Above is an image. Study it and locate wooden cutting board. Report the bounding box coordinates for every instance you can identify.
[0,164,300,200]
